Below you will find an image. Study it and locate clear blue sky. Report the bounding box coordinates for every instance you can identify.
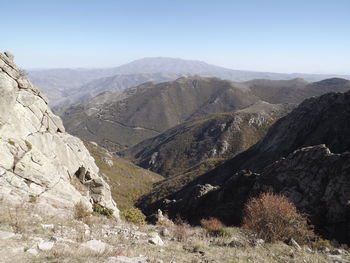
[2,0,350,74]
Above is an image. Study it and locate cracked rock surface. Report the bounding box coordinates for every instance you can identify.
[0,52,119,218]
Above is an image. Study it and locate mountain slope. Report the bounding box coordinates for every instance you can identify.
[140,90,350,243]
[247,77,350,104]
[60,77,261,151]
[0,52,119,218]
[84,142,163,211]
[28,57,350,106]
[122,101,292,177]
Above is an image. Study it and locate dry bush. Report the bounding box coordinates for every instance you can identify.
[74,201,91,220]
[242,192,314,244]
[200,217,232,238]
[172,216,190,242]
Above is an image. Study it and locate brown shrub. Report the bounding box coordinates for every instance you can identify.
[242,192,314,244]
[74,201,91,220]
[172,215,190,242]
[200,217,231,237]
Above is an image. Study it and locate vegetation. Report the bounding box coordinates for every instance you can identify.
[200,217,232,237]
[73,201,91,220]
[92,203,114,218]
[84,141,163,211]
[122,207,146,225]
[25,140,32,150]
[242,192,315,244]
[28,195,37,203]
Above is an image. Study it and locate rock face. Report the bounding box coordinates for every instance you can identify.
[0,52,119,218]
[141,90,350,244]
[122,101,292,177]
[162,145,350,243]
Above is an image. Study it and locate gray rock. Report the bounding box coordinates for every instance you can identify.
[148,232,164,246]
[0,230,21,240]
[253,239,265,247]
[0,52,119,219]
[37,241,55,251]
[289,238,301,250]
[229,237,245,248]
[80,239,108,253]
[27,248,38,255]
[105,256,148,263]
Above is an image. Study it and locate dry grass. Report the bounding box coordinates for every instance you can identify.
[73,201,91,220]
[84,141,163,211]
[242,192,315,244]
[0,198,348,263]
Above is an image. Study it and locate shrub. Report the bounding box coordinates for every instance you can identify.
[28,195,37,203]
[173,222,190,242]
[200,217,231,237]
[311,238,335,250]
[122,208,146,224]
[74,201,91,220]
[92,203,114,218]
[242,192,314,244]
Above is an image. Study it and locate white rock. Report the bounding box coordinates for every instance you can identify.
[41,224,54,230]
[289,238,301,250]
[80,239,108,253]
[27,248,38,255]
[105,256,148,263]
[0,52,119,219]
[37,241,55,251]
[0,167,6,175]
[0,230,21,240]
[148,232,164,246]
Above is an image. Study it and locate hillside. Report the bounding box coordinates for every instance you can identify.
[60,77,260,151]
[84,141,163,211]
[28,57,350,106]
[140,90,350,244]
[60,76,350,153]
[122,101,292,177]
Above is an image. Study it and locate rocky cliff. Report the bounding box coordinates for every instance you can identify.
[0,52,119,218]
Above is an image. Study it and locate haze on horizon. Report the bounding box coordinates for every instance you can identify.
[2,0,350,75]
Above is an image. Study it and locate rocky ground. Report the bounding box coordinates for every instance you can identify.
[0,200,349,263]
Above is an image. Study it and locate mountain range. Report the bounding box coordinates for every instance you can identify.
[138,90,350,243]
[28,57,350,107]
[59,76,350,153]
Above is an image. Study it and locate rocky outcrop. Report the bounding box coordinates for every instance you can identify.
[161,145,350,243]
[140,90,350,243]
[122,101,292,177]
[0,52,119,218]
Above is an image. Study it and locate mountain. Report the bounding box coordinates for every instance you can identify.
[59,76,350,153]
[0,52,119,218]
[121,101,292,177]
[68,72,185,104]
[60,77,261,151]
[84,141,163,211]
[247,77,350,104]
[141,90,350,243]
[28,57,350,107]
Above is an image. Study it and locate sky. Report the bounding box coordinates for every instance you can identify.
[1,0,350,74]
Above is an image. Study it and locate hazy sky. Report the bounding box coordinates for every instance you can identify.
[2,0,350,74]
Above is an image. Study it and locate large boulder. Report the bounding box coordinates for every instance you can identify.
[0,52,119,218]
